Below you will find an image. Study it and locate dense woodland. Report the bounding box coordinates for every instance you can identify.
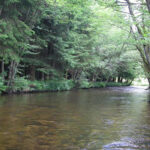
[0,0,149,93]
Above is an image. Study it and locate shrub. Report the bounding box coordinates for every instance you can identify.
[77,80,91,89]
[13,79,76,92]
[0,77,7,93]
[106,82,128,87]
[46,80,75,91]
[91,82,106,88]
[13,77,30,91]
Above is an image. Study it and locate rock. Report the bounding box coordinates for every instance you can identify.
[103,141,138,150]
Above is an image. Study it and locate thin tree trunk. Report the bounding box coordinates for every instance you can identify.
[65,71,68,79]
[30,65,35,81]
[0,6,3,17]
[118,76,121,82]
[1,60,4,80]
[143,45,150,66]
[146,0,150,13]
[7,61,18,89]
[125,0,143,36]
[147,78,150,88]
[41,72,44,81]
[120,78,123,83]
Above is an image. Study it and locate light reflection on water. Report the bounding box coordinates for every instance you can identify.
[0,87,150,150]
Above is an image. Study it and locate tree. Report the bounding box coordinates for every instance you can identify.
[99,0,150,86]
[0,0,141,93]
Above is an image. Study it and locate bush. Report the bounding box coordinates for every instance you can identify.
[106,82,128,87]
[0,77,7,93]
[78,80,91,89]
[46,80,75,91]
[0,77,129,94]
[14,77,30,91]
[91,82,106,88]
[29,80,46,90]
[12,78,76,92]
[90,82,128,88]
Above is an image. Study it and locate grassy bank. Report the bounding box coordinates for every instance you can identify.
[0,78,130,94]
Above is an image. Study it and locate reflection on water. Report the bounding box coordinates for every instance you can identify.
[0,87,150,149]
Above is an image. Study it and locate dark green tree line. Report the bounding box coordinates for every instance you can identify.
[0,0,140,93]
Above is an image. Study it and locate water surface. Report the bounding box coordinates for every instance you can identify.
[0,87,150,150]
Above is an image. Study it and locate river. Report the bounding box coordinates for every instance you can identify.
[0,87,150,150]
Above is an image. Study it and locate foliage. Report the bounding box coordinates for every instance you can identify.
[98,0,150,86]
[105,82,129,87]
[45,80,75,91]
[91,82,106,88]
[0,0,144,93]
[13,77,30,92]
[10,77,130,93]
[0,77,7,93]
[12,78,75,92]
[78,80,91,89]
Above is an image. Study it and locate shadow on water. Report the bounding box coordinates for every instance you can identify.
[0,87,150,149]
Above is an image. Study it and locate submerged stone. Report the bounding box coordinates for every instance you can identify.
[103,141,138,149]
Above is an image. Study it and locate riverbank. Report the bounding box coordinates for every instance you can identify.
[0,78,130,94]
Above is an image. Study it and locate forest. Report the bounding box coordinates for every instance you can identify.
[0,0,149,93]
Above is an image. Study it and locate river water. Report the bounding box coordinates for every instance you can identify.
[0,87,150,150]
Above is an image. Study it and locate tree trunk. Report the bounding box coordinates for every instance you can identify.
[7,60,18,90]
[0,7,3,17]
[125,0,150,87]
[143,45,150,66]
[120,78,123,83]
[41,72,44,81]
[146,0,150,13]
[143,62,150,88]
[1,60,4,80]
[118,76,121,82]
[65,70,68,79]
[147,78,150,88]
[112,77,115,82]
[30,65,35,81]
